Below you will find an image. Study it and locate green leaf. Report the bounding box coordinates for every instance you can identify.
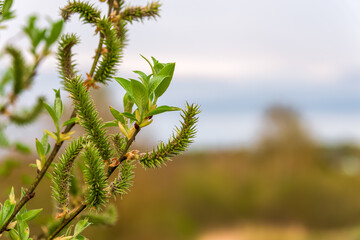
[42,101,58,127]
[45,20,64,48]
[62,117,79,127]
[65,225,73,236]
[75,236,86,240]
[1,199,15,226]
[8,229,19,240]
[146,105,181,117]
[16,215,29,240]
[40,133,50,155]
[73,219,91,237]
[53,89,63,121]
[35,138,44,157]
[151,56,165,75]
[103,120,118,128]
[133,70,150,86]
[21,209,42,222]
[121,112,137,122]
[130,80,148,116]
[149,75,166,95]
[109,107,125,125]
[123,93,134,113]
[115,77,132,96]
[140,54,155,75]
[154,63,175,99]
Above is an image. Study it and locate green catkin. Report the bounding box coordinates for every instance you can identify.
[57,33,80,80]
[82,143,109,209]
[120,2,161,23]
[110,160,135,198]
[61,0,101,24]
[111,134,126,155]
[9,97,44,125]
[93,18,121,84]
[139,103,200,168]
[64,76,112,162]
[52,137,85,211]
[6,46,25,96]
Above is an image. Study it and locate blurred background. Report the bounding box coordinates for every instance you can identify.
[2,0,360,239]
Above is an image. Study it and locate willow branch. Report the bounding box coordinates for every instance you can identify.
[49,127,140,239]
[0,113,76,234]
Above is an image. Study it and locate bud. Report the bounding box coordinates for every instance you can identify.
[36,159,42,171]
[139,119,153,128]
[118,122,128,138]
[7,221,17,230]
[127,126,136,139]
[9,187,16,205]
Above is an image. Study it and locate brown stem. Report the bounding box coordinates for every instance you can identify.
[107,126,140,177]
[47,204,87,240]
[0,110,77,234]
[89,37,104,77]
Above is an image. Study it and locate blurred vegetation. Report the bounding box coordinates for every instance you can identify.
[2,105,360,239]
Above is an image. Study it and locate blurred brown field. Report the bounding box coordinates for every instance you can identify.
[2,105,360,239]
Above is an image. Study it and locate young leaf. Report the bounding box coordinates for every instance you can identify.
[151,56,165,74]
[35,138,44,158]
[62,117,79,127]
[109,107,125,125]
[133,70,149,86]
[123,93,134,113]
[53,89,63,121]
[130,80,147,116]
[42,101,58,127]
[41,133,50,155]
[21,209,42,222]
[8,229,19,240]
[103,120,118,128]
[148,75,166,95]
[121,112,137,122]
[140,54,155,75]
[1,199,15,226]
[145,105,181,117]
[73,219,91,237]
[115,77,132,96]
[154,63,175,99]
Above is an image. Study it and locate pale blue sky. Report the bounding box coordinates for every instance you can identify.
[2,0,360,149]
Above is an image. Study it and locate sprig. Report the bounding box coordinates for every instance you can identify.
[64,76,112,162]
[61,0,101,25]
[43,89,76,145]
[52,137,85,212]
[120,2,161,23]
[82,143,109,209]
[93,18,121,84]
[57,33,80,80]
[110,160,135,198]
[139,103,200,168]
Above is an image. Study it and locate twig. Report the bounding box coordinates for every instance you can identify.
[0,111,76,234]
[48,128,140,239]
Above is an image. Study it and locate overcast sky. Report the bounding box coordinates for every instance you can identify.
[2,0,360,83]
[2,0,360,148]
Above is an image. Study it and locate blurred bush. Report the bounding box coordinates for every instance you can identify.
[2,105,360,239]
